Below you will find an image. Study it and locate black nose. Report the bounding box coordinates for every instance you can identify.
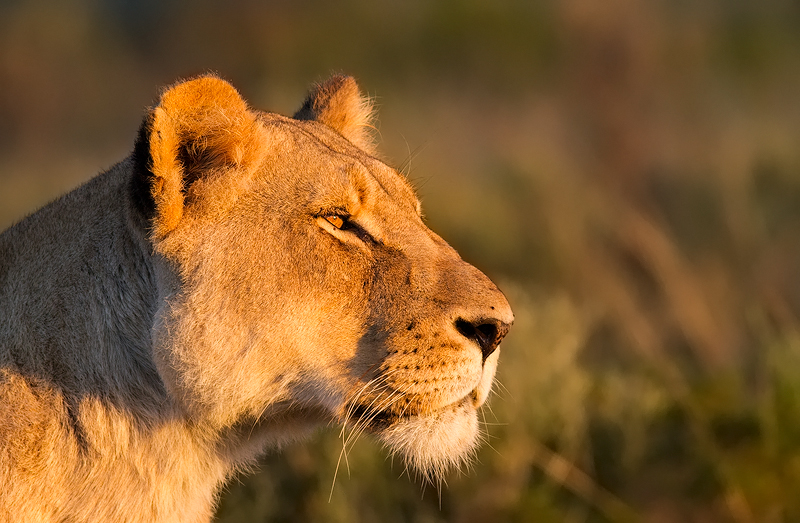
[455,318,510,362]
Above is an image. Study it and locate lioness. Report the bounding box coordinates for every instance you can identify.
[0,75,512,522]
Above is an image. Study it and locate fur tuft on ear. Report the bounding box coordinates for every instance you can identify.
[293,75,377,155]
[133,75,263,239]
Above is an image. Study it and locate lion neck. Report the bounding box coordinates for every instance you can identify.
[0,161,263,520]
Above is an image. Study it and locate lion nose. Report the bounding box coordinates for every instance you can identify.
[455,317,510,362]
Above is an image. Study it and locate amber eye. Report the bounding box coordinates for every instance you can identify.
[324,215,346,230]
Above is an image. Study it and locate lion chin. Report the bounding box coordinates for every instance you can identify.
[377,398,480,481]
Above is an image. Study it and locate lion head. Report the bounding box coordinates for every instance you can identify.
[133,74,513,480]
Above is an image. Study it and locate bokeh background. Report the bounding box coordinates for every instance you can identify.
[3,1,800,521]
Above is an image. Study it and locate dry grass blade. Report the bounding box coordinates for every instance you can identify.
[527,438,639,523]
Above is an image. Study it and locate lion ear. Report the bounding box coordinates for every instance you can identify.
[293,75,377,154]
[133,75,263,238]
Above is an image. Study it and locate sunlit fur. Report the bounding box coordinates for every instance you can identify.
[0,75,512,522]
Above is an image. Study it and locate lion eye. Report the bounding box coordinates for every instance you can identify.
[324,215,346,230]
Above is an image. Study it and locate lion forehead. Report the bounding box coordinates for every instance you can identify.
[256,114,420,217]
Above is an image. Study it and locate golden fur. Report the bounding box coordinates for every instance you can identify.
[0,75,513,522]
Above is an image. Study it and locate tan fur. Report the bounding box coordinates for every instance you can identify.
[294,75,377,154]
[0,75,513,522]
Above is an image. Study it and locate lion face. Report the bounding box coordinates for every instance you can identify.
[138,75,512,478]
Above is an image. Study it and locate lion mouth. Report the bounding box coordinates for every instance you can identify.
[348,403,398,430]
[346,394,474,432]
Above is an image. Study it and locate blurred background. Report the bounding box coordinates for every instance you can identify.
[3,0,800,521]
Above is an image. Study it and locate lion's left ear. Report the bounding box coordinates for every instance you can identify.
[293,75,377,155]
[132,75,264,239]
